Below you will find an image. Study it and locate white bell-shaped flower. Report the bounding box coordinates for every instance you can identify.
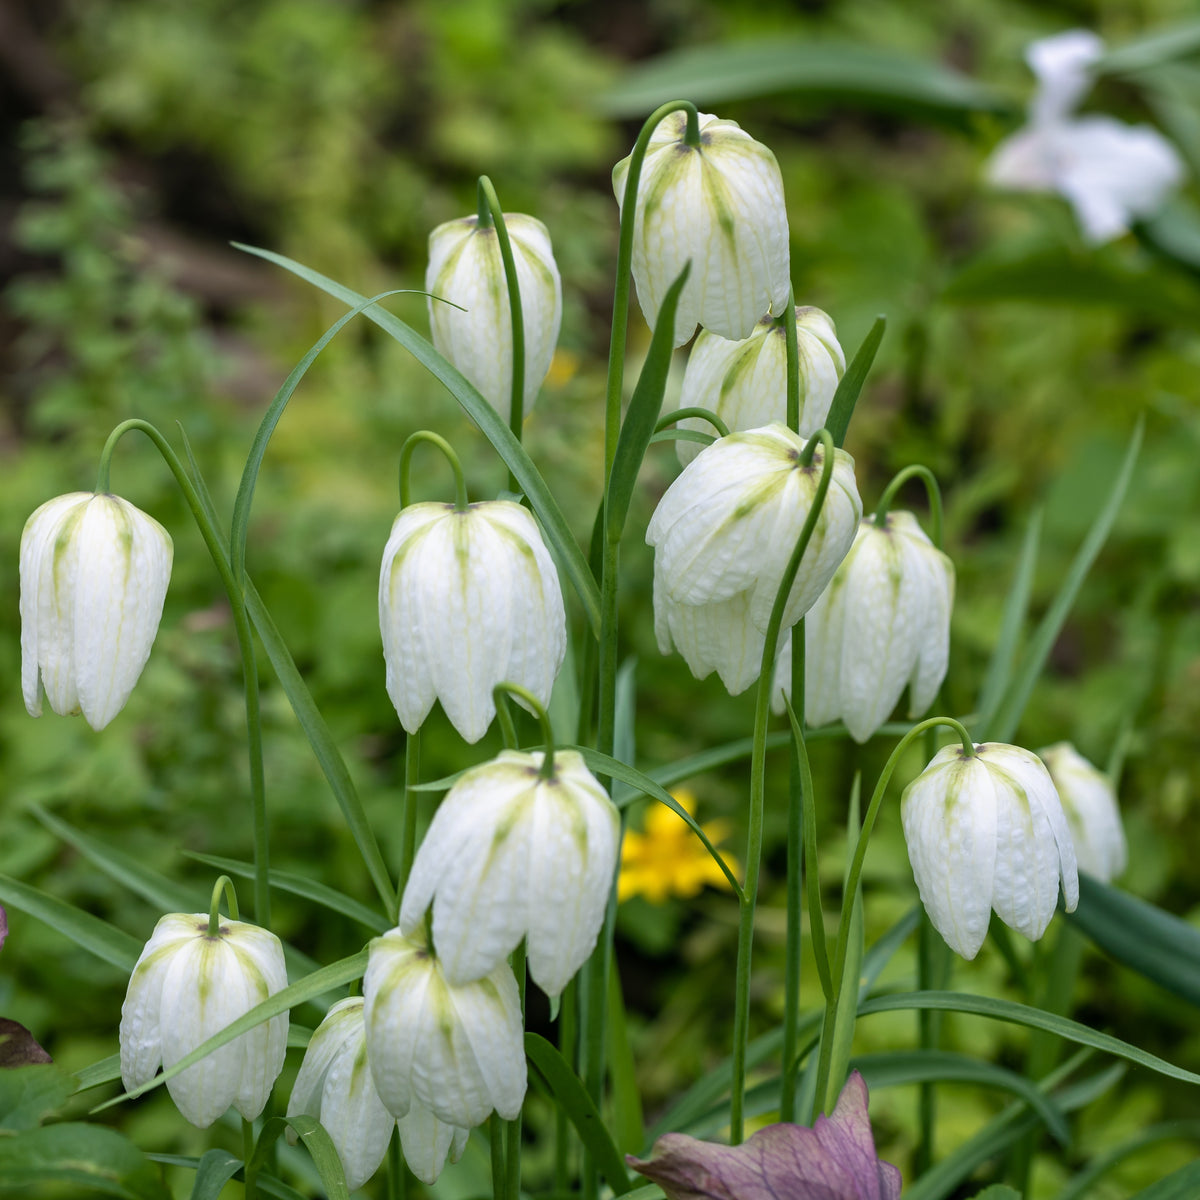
[613,110,790,346]
[363,927,526,1130]
[676,307,845,465]
[20,491,173,731]
[119,913,287,1128]
[775,511,954,742]
[426,213,562,423]
[647,424,861,694]
[379,500,566,744]
[901,742,1079,960]
[1039,742,1127,882]
[399,749,619,998]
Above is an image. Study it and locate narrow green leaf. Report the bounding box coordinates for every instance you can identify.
[0,1064,76,1130]
[1097,20,1200,74]
[1130,1160,1200,1200]
[1141,200,1200,274]
[0,873,140,972]
[525,1033,631,1194]
[606,265,689,543]
[0,1123,169,1199]
[861,907,921,998]
[826,316,885,448]
[990,418,1143,743]
[824,861,864,1111]
[149,1157,309,1200]
[249,1114,350,1200]
[1057,1120,1200,1200]
[967,1188,1022,1200]
[606,959,644,1156]
[233,243,601,638]
[75,1055,122,1094]
[189,1149,244,1200]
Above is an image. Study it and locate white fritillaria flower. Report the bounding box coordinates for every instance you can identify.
[613,110,790,346]
[987,29,1184,243]
[119,913,287,1129]
[426,213,562,422]
[647,424,862,694]
[676,307,845,465]
[777,511,954,743]
[363,927,526,1130]
[379,500,566,744]
[400,749,619,998]
[1040,742,1127,882]
[20,491,173,731]
[901,742,1079,960]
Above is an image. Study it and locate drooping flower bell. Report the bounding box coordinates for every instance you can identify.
[379,500,566,743]
[400,749,619,999]
[613,110,790,346]
[426,212,562,422]
[20,492,173,731]
[1040,742,1127,882]
[647,424,862,695]
[363,926,526,1130]
[119,913,288,1128]
[901,741,1079,960]
[676,307,845,465]
[776,511,954,743]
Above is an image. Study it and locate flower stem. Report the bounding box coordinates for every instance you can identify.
[207,875,239,936]
[398,430,470,511]
[872,464,944,548]
[492,681,557,777]
[396,728,421,918]
[783,286,800,433]
[654,407,730,439]
[506,940,527,1200]
[490,1113,507,1200]
[242,1118,258,1200]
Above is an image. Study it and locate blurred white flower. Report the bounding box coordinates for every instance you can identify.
[426,213,562,422]
[901,742,1079,959]
[20,491,173,731]
[987,29,1184,242]
[675,307,845,466]
[613,110,790,346]
[120,913,287,1128]
[379,500,566,744]
[1040,742,1127,882]
[400,749,618,998]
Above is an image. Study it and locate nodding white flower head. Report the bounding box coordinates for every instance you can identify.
[1039,742,1127,882]
[775,511,954,743]
[426,213,562,422]
[20,492,173,731]
[987,29,1184,243]
[647,424,862,695]
[363,926,526,1130]
[379,500,566,744]
[676,307,845,466]
[613,110,790,347]
[901,742,1079,960]
[119,913,287,1129]
[400,749,619,998]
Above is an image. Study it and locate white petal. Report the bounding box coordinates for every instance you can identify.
[1041,742,1126,881]
[397,1103,470,1186]
[288,998,362,1120]
[1026,30,1104,125]
[364,931,434,1119]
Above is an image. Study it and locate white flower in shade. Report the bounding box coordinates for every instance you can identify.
[613,110,790,346]
[398,1103,470,1186]
[1039,742,1127,882]
[775,511,954,743]
[676,307,845,465]
[647,424,862,694]
[987,29,1184,243]
[20,491,173,731]
[119,913,287,1129]
[363,927,525,1130]
[901,742,1079,960]
[379,500,566,744]
[426,213,562,422]
[399,749,619,998]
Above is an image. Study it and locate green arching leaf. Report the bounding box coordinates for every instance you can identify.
[0,1123,170,1199]
[0,873,140,973]
[1056,1121,1200,1200]
[525,1033,631,1195]
[606,958,644,1156]
[826,316,886,448]
[966,1188,1022,1200]
[1065,874,1200,1008]
[613,657,639,804]
[0,1064,76,1130]
[149,1157,309,1200]
[93,951,369,1113]
[861,906,921,998]
[857,989,1200,1087]
[606,264,689,544]
[188,1149,244,1200]
[1097,20,1200,74]
[1130,1161,1200,1200]
[182,851,390,934]
[233,243,601,638]
[74,1055,123,1095]
[248,1114,350,1200]
[989,418,1143,744]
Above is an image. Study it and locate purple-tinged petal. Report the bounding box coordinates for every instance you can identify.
[0,1018,53,1066]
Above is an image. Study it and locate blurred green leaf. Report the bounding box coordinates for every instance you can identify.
[0,1122,169,1199]
[0,1064,75,1131]
[1141,200,1200,274]
[607,959,644,1156]
[1130,1158,1200,1198]
[1097,21,1200,74]
[1058,1121,1200,1200]
[189,1150,243,1200]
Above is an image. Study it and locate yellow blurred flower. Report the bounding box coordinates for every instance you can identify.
[618,789,739,904]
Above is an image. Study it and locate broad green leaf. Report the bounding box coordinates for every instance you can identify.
[234,243,601,638]
[0,1123,169,1199]
[1065,874,1200,1008]
[600,41,1007,123]
[248,1114,350,1200]
[525,1033,631,1195]
[1097,20,1200,74]
[189,1149,244,1200]
[0,1064,75,1130]
[1057,1120,1200,1200]
[606,265,689,543]
[0,873,140,973]
[607,958,644,1156]
[967,1188,1022,1200]
[827,316,885,448]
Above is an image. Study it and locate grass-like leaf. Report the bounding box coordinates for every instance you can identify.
[189,1149,244,1200]
[1057,1120,1200,1200]
[826,316,885,448]
[248,1114,349,1200]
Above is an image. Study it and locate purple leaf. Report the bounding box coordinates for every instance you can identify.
[628,1072,900,1200]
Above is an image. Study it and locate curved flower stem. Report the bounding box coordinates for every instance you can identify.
[506,940,527,1200]
[398,430,470,511]
[207,875,239,936]
[396,728,421,917]
[243,1118,258,1200]
[872,464,944,548]
[489,1114,506,1200]
[492,681,556,778]
[729,427,836,1144]
[654,407,730,439]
